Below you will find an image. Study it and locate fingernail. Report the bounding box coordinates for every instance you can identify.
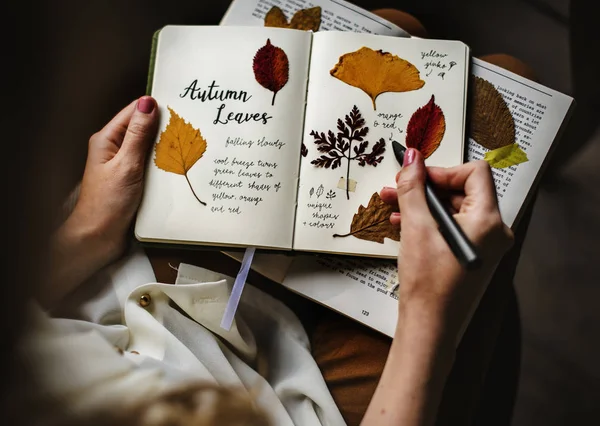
[391,212,401,219]
[404,148,416,166]
[137,96,155,114]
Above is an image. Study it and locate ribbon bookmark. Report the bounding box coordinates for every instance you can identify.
[220,247,256,331]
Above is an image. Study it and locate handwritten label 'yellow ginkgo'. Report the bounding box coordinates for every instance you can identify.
[155,107,207,205]
[484,143,528,169]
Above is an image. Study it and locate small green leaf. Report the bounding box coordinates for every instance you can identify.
[484,143,528,169]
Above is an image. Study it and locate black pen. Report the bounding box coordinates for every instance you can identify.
[391,141,481,270]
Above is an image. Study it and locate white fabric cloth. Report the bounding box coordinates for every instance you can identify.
[23,249,346,426]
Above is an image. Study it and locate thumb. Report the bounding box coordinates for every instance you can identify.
[396,148,436,228]
[117,96,158,164]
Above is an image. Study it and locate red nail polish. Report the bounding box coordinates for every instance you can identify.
[137,96,155,114]
[404,148,415,166]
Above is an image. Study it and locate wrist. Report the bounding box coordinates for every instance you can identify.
[395,303,456,371]
[59,210,122,270]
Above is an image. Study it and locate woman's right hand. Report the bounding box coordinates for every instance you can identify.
[380,148,513,347]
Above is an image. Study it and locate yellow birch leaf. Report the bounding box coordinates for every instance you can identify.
[484,143,529,169]
[330,47,425,110]
[154,107,207,205]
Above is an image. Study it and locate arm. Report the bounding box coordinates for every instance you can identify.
[39,97,158,308]
[362,149,513,426]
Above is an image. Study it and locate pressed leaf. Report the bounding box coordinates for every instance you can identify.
[310,106,385,199]
[264,6,322,31]
[264,6,288,28]
[484,143,529,169]
[470,76,515,150]
[265,6,321,31]
[289,6,321,31]
[333,193,399,243]
[406,95,446,159]
[154,107,207,205]
[253,39,290,106]
[330,47,425,110]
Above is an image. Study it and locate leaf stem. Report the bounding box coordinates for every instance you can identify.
[333,218,390,238]
[272,91,277,106]
[346,140,352,200]
[184,173,206,206]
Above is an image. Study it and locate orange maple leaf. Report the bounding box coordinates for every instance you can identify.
[154,107,207,205]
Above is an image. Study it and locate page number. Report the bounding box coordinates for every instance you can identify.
[361,310,370,317]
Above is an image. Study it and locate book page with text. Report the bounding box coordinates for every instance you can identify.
[468,58,575,228]
[282,60,574,336]
[220,0,410,37]
[293,31,469,258]
[135,26,311,250]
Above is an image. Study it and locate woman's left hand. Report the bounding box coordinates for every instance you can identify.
[42,97,158,307]
[69,96,158,261]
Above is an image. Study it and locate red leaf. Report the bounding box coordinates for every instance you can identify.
[406,95,446,159]
[252,39,290,105]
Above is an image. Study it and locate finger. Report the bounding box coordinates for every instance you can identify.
[448,194,465,212]
[380,186,398,205]
[97,100,137,147]
[396,148,437,228]
[116,96,158,165]
[426,161,498,211]
[383,184,465,214]
[390,212,401,226]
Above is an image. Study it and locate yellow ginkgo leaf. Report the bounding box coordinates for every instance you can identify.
[155,107,207,205]
[330,47,425,110]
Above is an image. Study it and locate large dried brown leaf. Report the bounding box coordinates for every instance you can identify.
[154,107,207,205]
[333,192,399,243]
[330,47,425,110]
[469,76,515,150]
[264,6,321,31]
[406,95,446,159]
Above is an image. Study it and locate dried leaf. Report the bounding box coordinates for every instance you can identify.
[264,6,321,31]
[470,76,515,150]
[154,107,207,205]
[253,39,290,106]
[333,193,399,244]
[406,95,446,159]
[330,47,425,110]
[311,105,385,199]
[264,6,288,28]
[484,143,529,169]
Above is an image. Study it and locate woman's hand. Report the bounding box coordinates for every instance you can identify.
[70,96,158,259]
[380,148,513,344]
[363,148,513,426]
[41,97,158,308]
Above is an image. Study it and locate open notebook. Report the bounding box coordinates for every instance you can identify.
[220,0,575,337]
[135,25,470,259]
